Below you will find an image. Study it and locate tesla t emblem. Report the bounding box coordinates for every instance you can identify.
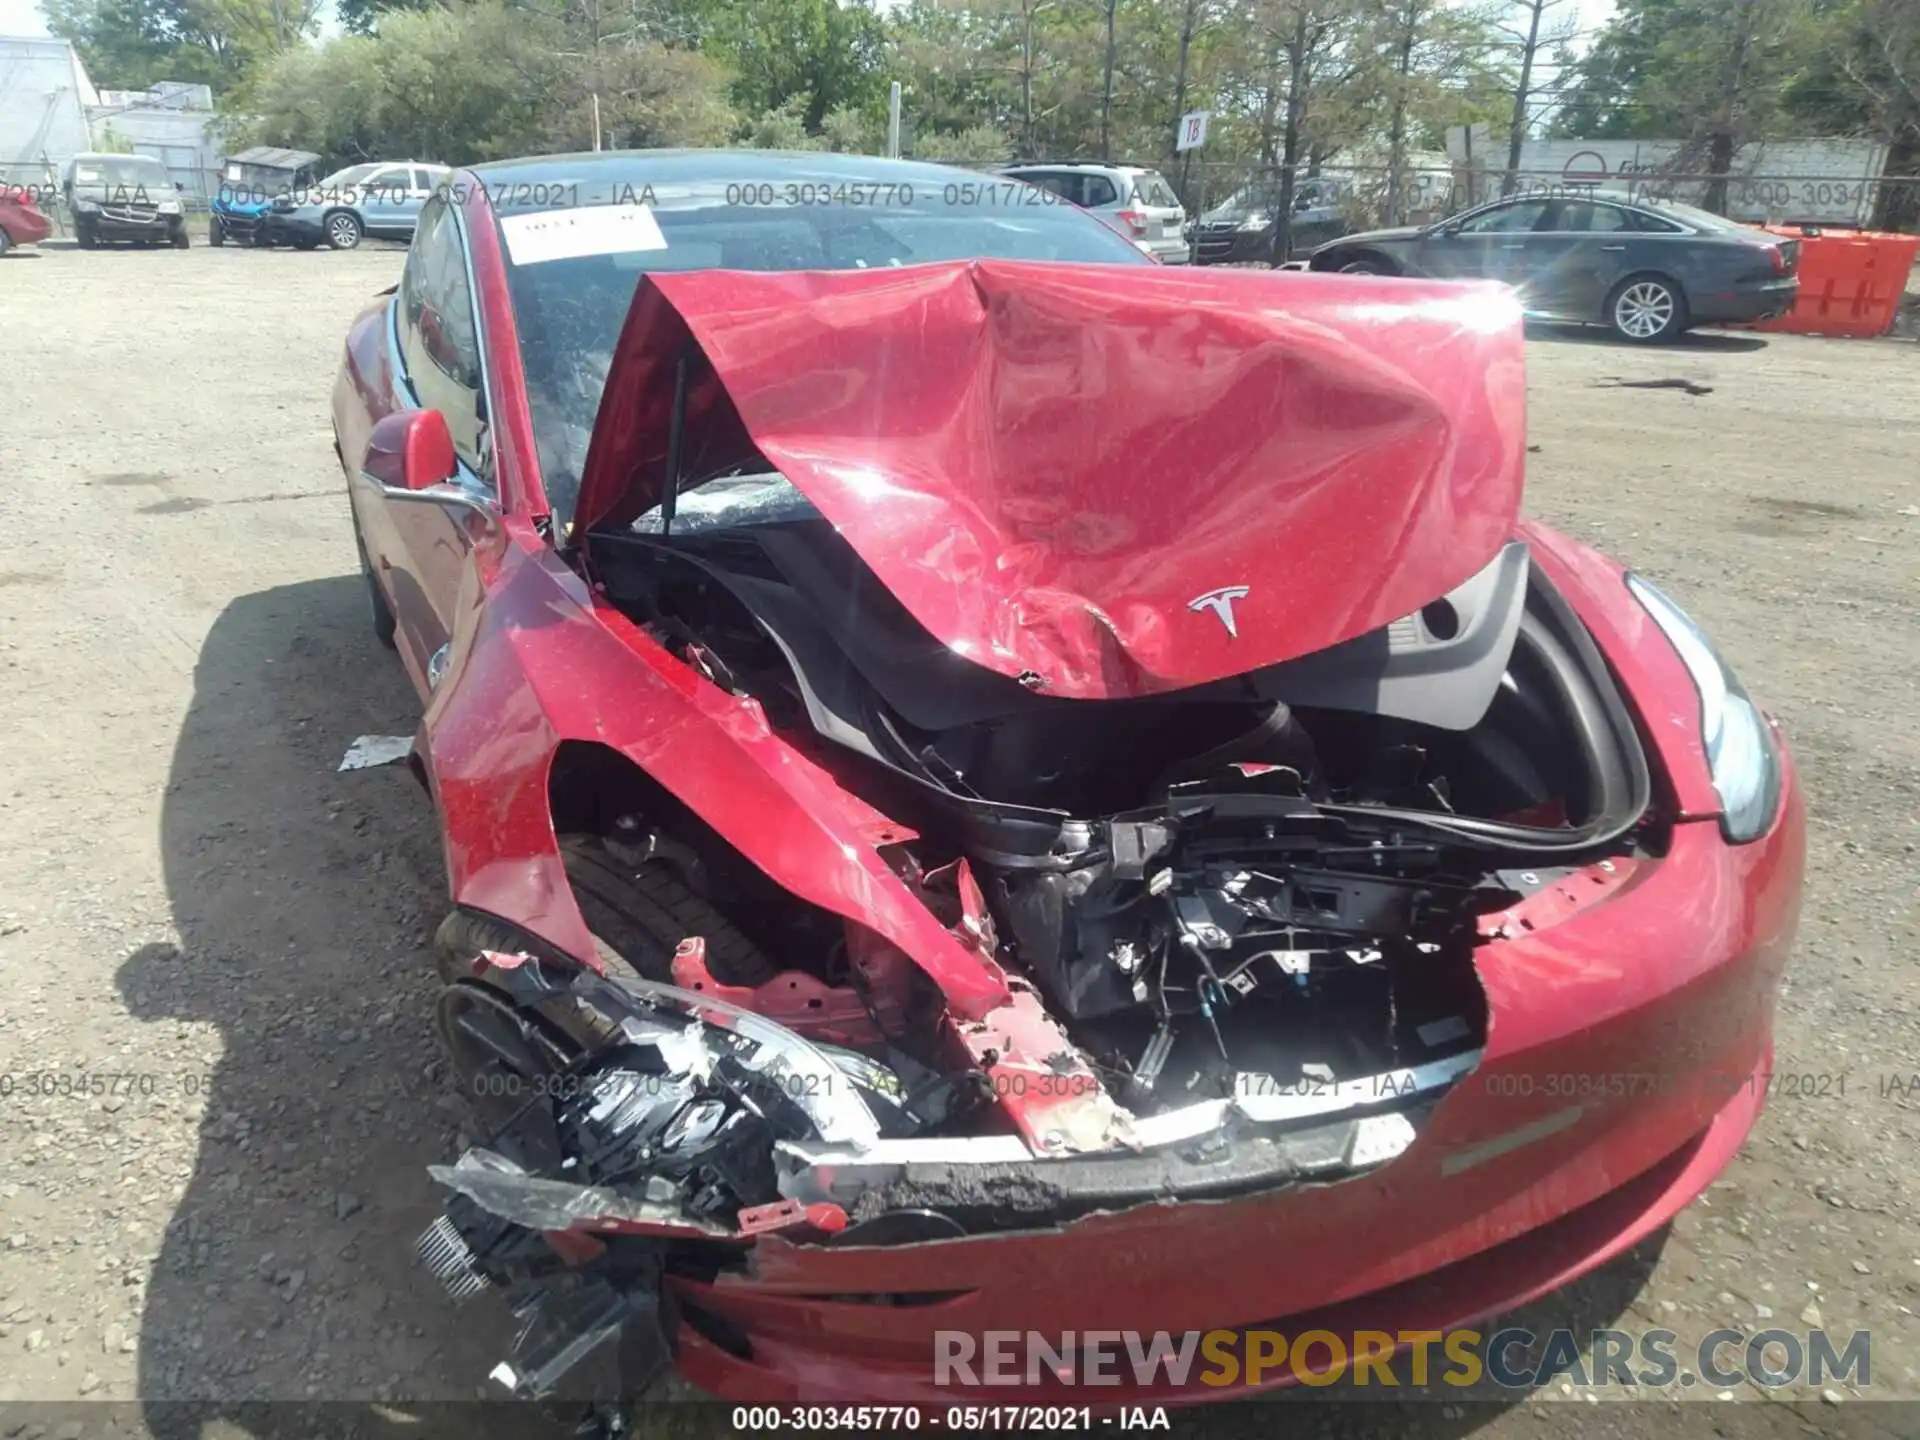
[1188,586,1251,638]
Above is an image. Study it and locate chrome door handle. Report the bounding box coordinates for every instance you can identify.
[1500,243,1526,250]
[1600,244,1627,251]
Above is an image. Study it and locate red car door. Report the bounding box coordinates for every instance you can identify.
[362,195,494,687]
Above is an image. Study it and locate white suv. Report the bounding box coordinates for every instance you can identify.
[997,162,1189,264]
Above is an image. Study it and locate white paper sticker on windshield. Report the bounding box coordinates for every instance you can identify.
[499,203,667,266]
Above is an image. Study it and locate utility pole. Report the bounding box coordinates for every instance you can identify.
[1101,0,1118,162]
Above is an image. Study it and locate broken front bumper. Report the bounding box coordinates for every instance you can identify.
[662,781,1802,1404]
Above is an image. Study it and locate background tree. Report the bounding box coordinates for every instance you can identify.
[1496,0,1571,191]
[1555,0,1819,208]
[45,0,317,91]
[1792,0,1920,227]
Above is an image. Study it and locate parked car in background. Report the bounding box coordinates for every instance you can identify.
[1189,175,1353,264]
[0,185,52,254]
[271,160,451,250]
[1308,190,1799,342]
[61,153,189,249]
[997,161,1188,263]
[211,147,322,246]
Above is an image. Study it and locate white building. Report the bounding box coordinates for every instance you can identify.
[0,34,96,192]
[90,79,224,200]
[2,38,226,201]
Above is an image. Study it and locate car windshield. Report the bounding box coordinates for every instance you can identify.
[71,157,169,195]
[1210,184,1280,218]
[223,163,297,195]
[499,176,1151,529]
[1637,197,1753,233]
[319,164,379,188]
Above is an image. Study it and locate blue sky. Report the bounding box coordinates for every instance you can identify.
[0,0,345,38]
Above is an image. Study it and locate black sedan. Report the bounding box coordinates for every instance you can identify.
[1308,191,1798,342]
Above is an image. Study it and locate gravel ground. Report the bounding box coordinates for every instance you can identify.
[0,240,1916,1439]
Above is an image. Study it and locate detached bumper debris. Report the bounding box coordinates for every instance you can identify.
[337,734,414,771]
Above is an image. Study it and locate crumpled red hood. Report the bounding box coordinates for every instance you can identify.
[575,259,1526,699]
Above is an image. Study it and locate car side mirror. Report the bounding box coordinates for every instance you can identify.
[364,410,456,493]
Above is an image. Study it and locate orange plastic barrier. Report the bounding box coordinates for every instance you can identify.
[1750,226,1920,339]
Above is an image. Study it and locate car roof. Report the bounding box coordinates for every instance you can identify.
[227,146,322,169]
[1003,161,1155,174]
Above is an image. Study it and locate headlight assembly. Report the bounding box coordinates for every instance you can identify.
[1627,574,1782,843]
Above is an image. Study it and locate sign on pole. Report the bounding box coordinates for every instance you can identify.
[1175,111,1210,153]
[1444,122,1488,164]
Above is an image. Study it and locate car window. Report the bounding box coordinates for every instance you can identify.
[1629,208,1686,234]
[1638,197,1750,233]
[321,164,379,188]
[70,156,169,196]
[1018,171,1078,205]
[1456,201,1548,234]
[411,168,439,192]
[498,176,1149,529]
[398,198,486,477]
[368,166,409,197]
[1540,201,1634,232]
[1081,174,1119,208]
[1137,173,1179,208]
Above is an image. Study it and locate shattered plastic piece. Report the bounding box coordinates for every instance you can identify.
[1348,1111,1420,1167]
[607,975,884,1150]
[337,734,413,771]
[491,1278,644,1398]
[428,1150,737,1237]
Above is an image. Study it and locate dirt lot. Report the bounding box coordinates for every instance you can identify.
[0,240,1916,1439]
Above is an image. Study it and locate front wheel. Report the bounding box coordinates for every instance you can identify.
[75,220,96,249]
[209,217,224,246]
[171,225,189,249]
[557,833,778,986]
[1608,275,1687,343]
[1339,255,1393,276]
[325,210,363,250]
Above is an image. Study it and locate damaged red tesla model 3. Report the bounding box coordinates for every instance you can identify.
[331,151,1803,1410]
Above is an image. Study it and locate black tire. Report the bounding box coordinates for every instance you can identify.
[354,526,398,650]
[556,833,778,986]
[75,219,96,249]
[209,217,224,246]
[1339,254,1393,275]
[171,224,189,249]
[431,912,581,1127]
[0,229,14,258]
[1606,273,1687,343]
[325,210,363,251]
